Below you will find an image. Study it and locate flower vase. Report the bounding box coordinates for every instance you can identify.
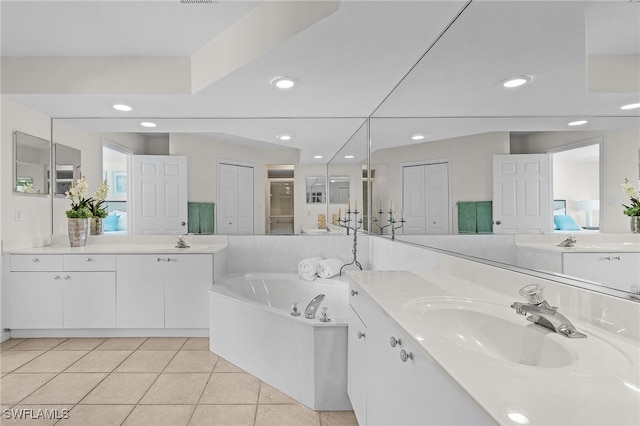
[631,216,640,234]
[68,218,89,247]
[90,217,103,235]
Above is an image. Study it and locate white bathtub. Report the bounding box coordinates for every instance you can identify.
[208,273,351,411]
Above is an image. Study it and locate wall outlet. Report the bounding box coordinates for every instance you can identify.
[14,208,22,222]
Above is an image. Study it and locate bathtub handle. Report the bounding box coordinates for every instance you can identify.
[357,331,366,339]
[350,290,359,296]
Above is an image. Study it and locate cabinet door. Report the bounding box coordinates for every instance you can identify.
[563,252,640,293]
[63,272,116,328]
[10,272,63,328]
[116,255,165,328]
[164,254,212,328]
[347,306,368,425]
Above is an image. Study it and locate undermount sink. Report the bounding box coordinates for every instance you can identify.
[405,297,630,374]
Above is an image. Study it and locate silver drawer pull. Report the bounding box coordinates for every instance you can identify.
[390,336,402,347]
[64,275,70,280]
[53,275,61,280]
[351,289,358,296]
[603,256,622,261]
[400,349,413,362]
[357,331,366,339]
[32,258,39,262]
[85,258,92,262]
[157,257,172,262]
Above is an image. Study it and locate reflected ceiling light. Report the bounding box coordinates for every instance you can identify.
[270,76,297,89]
[568,120,588,126]
[277,134,292,141]
[140,121,157,128]
[502,75,532,88]
[113,104,132,112]
[344,155,355,159]
[314,155,323,159]
[505,411,530,425]
[411,134,427,141]
[621,102,640,110]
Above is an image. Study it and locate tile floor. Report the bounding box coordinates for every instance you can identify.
[0,337,358,426]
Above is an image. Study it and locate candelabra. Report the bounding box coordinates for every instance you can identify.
[337,207,363,275]
[374,209,405,240]
[373,209,393,235]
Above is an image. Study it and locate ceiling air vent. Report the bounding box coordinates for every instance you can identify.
[180,0,215,4]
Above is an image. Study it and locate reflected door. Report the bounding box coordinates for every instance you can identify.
[219,163,254,234]
[402,162,449,234]
[269,181,294,234]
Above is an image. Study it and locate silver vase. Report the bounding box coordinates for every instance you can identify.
[90,217,103,235]
[631,216,640,234]
[68,218,89,247]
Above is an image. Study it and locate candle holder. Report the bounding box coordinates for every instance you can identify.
[373,209,393,235]
[389,212,406,241]
[337,208,363,275]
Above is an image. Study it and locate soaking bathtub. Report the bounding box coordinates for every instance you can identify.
[208,273,352,411]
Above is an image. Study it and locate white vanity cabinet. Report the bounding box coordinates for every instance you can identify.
[563,252,640,293]
[348,281,494,426]
[116,254,213,329]
[9,254,116,329]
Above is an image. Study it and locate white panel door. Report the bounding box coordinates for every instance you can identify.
[493,154,552,234]
[402,162,449,234]
[131,155,188,234]
[402,165,426,234]
[218,163,254,234]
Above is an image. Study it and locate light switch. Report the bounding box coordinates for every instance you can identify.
[14,208,22,221]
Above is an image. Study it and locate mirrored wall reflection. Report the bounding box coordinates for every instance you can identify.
[53,144,81,196]
[13,131,50,195]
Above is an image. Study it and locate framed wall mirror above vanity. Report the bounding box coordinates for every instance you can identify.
[13,131,50,195]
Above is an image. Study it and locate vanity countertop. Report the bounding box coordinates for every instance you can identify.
[8,244,227,255]
[345,270,640,426]
[516,241,640,253]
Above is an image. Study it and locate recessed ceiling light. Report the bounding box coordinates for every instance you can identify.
[502,75,532,88]
[411,134,427,141]
[271,76,297,89]
[113,104,132,112]
[277,134,292,141]
[621,103,640,110]
[140,122,157,128]
[344,155,355,159]
[314,155,323,159]
[568,120,588,126]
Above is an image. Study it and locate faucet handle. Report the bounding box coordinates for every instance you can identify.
[519,284,545,304]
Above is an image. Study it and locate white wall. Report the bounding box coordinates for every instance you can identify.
[371,132,510,233]
[553,158,600,227]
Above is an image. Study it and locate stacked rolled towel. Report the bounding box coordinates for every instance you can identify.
[317,258,343,279]
[298,257,323,281]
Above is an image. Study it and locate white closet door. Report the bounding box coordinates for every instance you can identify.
[236,165,254,234]
[493,154,552,233]
[218,163,254,234]
[403,165,427,234]
[425,162,449,233]
[131,155,187,234]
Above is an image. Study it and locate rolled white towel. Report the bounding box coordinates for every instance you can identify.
[298,257,323,281]
[317,258,343,279]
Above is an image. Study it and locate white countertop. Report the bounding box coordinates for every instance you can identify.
[517,242,640,253]
[8,244,227,255]
[345,270,640,426]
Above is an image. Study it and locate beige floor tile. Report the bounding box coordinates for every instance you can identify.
[200,372,260,405]
[123,404,195,426]
[52,338,106,351]
[164,350,218,373]
[255,404,320,426]
[66,350,132,373]
[15,350,88,373]
[0,373,56,404]
[0,339,27,351]
[139,372,209,405]
[21,373,107,404]
[0,351,45,373]
[81,372,158,405]
[189,404,256,426]
[114,350,177,373]
[8,338,67,351]
[319,411,359,426]
[182,337,210,350]
[95,337,147,350]
[138,337,187,350]
[258,382,298,405]
[1,404,72,425]
[65,404,134,425]
[213,357,246,373]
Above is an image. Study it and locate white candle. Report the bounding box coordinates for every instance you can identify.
[339,208,341,218]
[355,200,358,211]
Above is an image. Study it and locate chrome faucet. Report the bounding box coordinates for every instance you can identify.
[175,235,190,248]
[557,236,576,247]
[304,294,325,319]
[511,284,586,338]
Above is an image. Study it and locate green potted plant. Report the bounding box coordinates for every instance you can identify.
[88,181,109,235]
[65,176,92,246]
[621,178,640,233]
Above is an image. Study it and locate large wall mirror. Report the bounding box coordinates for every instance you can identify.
[13,131,50,195]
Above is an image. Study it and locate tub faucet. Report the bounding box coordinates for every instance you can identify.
[557,236,576,247]
[304,294,325,319]
[510,284,586,338]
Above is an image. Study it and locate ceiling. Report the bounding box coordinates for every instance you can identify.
[2,0,639,162]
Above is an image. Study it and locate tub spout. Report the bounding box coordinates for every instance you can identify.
[304,294,325,319]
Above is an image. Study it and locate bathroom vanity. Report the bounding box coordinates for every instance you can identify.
[345,269,640,426]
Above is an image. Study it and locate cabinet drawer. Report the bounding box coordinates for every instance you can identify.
[11,255,63,271]
[64,254,116,271]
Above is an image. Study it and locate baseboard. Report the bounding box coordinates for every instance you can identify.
[8,328,208,339]
[1,329,11,342]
